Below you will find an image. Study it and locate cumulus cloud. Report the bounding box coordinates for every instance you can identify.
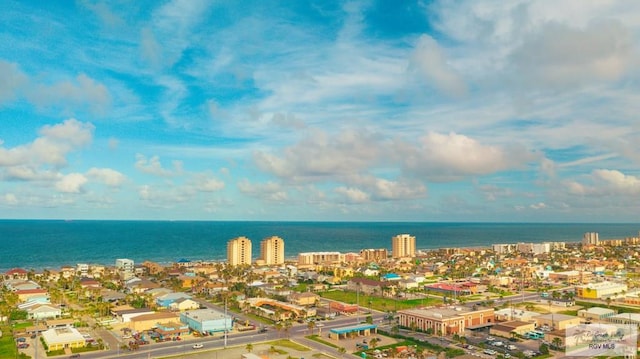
[0,60,28,103]
[55,173,88,193]
[28,74,111,114]
[0,118,94,168]
[401,132,538,181]
[190,174,225,192]
[237,179,287,202]
[510,19,634,89]
[86,168,126,187]
[409,34,467,97]
[254,129,381,181]
[335,187,370,203]
[135,154,182,177]
[566,169,640,196]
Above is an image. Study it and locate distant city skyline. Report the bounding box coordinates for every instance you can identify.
[1,1,640,222]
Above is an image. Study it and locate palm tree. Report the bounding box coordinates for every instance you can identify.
[245,343,253,352]
[369,337,379,349]
[307,320,316,335]
[552,337,563,349]
[338,347,346,357]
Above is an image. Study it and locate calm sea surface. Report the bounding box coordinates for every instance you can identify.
[1,220,639,272]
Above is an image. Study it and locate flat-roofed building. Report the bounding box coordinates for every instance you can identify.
[259,236,285,266]
[392,234,416,258]
[490,320,536,337]
[180,308,233,334]
[397,306,494,335]
[360,248,388,262]
[577,307,616,321]
[227,236,252,266]
[576,281,628,299]
[41,327,85,352]
[549,270,593,284]
[298,252,342,265]
[534,313,581,331]
[129,312,180,332]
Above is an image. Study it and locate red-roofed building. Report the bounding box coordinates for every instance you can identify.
[5,268,29,280]
[425,282,478,296]
[15,288,50,302]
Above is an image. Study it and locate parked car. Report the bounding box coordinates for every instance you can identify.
[192,343,204,349]
[69,355,80,359]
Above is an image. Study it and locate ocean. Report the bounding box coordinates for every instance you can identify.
[1,220,639,272]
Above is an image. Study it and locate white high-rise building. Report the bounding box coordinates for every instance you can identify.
[583,232,600,246]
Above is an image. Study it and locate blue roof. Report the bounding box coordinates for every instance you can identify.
[330,324,377,334]
[382,273,400,279]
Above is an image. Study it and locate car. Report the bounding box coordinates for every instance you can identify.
[69,355,81,359]
[17,343,29,349]
[192,343,204,349]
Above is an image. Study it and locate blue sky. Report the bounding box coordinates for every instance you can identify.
[1,0,640,222]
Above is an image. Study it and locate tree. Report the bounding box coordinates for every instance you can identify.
[246,343,253,352]
[307,320,316,335]
[338,347,346,357]
[369,337,379,349]
[539,343,549,355]
[551,337,563,349]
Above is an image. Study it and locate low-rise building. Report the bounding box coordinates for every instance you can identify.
[41,327,85,352]
[576,281,628,299]
[397,306,494,335]
[577,307,616,321]
[129,312,180,332]
[180,309,233,334]
[490,320,536,338]
[534,313,581,331]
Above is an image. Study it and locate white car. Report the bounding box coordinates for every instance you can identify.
[192,343,204,349]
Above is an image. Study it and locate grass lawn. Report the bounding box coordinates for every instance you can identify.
[266,339,311,351]
[305,335,339,348]
[0,325,18,359]
[319,291,440,312]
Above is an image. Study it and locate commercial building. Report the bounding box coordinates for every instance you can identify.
[576,281,628,299]
[129,312,180,332]
[180,308,233,334]
[41,327,86,352]
[577,307,616,321]
[489,321,536,337]
[548,270,593,284]
[259,236,285,266]
[534,313,581,331]
[227,236,252,266]
[397,306,494,335]
[392,234,416,258]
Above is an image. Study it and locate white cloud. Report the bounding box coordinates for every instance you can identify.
[55,173,88,193]
[2,193,18,205]
[0,60,28,103]
[335,186,370,204]
[0,118,94,167]
[510,19,634,89]
[565,169,640,196]
[401,132,538,181]
[409,34,467,97]
[28,74,111,115]
[86,167,126,187]
[237,179,287,202]
[191,174,225,192]
[135,154,182,177]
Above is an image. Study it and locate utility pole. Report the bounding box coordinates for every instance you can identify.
[224,297,228,349]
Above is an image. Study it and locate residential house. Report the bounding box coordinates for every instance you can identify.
[169,298,200,312]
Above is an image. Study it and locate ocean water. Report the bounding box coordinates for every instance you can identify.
[1,220,639,272]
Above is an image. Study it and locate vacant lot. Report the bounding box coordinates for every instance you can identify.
[320,291,440,312]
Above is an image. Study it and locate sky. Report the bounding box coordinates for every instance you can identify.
[1,0,640,222]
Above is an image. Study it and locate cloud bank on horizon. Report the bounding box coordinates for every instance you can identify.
[1,0,640,222]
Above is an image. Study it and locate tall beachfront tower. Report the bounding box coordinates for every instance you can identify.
[260,236,285,265]
[392,234,416,258]
[582,232,600,246]
[227,236,252,266]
